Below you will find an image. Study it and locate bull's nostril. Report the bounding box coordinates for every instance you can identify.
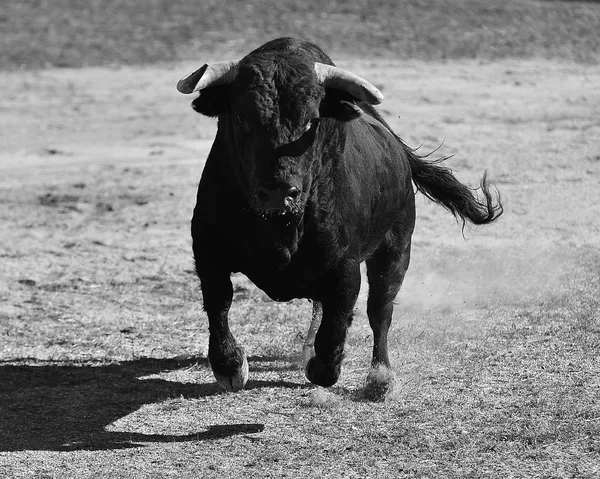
[287,186,300,199]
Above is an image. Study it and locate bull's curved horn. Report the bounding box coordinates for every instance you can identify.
[314,63,384,105]
[177,60,239,94]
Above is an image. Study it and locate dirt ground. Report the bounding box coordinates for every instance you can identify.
[1,59,599,477]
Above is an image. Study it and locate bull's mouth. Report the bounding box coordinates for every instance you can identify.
[255,202,303,223]
[259,209,291,218]
[257,208,300,220]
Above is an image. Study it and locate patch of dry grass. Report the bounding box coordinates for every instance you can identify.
[3,268,597,477]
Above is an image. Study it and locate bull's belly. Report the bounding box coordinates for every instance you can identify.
[244,272,311,302]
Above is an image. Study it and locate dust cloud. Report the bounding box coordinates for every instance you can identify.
[394,245,577,314]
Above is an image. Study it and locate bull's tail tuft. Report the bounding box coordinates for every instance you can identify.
[406,147,503,227]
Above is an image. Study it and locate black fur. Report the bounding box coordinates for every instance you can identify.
[187,37,503,395]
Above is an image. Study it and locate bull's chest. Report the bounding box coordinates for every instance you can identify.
[232,235,323,301]
[223,219,332,301]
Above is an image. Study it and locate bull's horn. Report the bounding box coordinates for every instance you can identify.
[314,63,384,105]
[177,60,239,94]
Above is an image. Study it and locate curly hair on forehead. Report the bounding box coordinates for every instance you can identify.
[235,53,323,137]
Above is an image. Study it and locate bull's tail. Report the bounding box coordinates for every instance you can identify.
[360,106,503,225]
[406,147,503,226]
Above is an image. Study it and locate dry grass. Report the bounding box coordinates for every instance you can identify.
[2,0,600,70]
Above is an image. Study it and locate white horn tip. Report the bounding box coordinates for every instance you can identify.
[367,87,384,105]
[176,64,209,94]
[176,77,195,94]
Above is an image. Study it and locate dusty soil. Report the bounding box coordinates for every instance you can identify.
[0,59,599,477]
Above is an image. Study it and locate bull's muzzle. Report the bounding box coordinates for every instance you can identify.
[255,184,301,215]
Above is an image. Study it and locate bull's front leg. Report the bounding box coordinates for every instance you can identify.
[194,235,248,392]
[203,272,249,392]
[305,261,361,387]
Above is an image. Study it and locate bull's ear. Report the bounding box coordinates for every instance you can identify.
[190,85,231,118]
[319,90,363,122]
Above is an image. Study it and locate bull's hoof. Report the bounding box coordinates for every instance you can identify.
[210,347,249,392]
[364,365,394,402]
[305,356,340,387]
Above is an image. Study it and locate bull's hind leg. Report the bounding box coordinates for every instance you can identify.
[365,223,413,400]
[302,301,322,367]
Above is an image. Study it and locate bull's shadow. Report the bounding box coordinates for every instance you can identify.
[0,355,301,452]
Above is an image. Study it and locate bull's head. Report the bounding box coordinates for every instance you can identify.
[177,44,383,219]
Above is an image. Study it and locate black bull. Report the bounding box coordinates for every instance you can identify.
[177,38,503,398]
